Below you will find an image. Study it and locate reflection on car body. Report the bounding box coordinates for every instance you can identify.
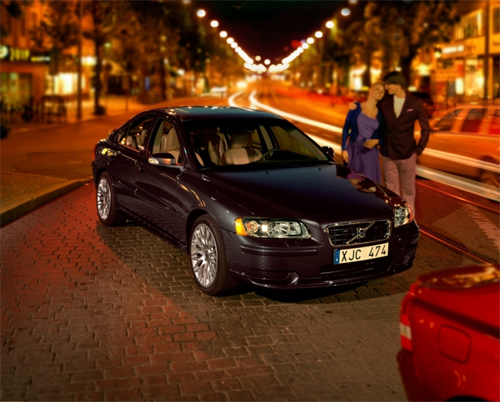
[92,106,419,296]
[398,263,500,401]
[417,104,500,187]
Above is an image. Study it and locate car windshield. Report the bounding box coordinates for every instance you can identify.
[185,119,330,169]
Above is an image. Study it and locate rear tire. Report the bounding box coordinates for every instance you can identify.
[96,172,126,226]
[189,215,239,296]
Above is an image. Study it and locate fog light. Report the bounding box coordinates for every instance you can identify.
[286,272,300,285]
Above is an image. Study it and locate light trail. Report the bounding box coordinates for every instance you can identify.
[422,148,499,173]
[244,90,500,202]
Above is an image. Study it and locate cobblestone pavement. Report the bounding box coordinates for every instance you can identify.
[1,184,477,401]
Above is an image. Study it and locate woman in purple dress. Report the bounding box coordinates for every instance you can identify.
[341,82,385,183]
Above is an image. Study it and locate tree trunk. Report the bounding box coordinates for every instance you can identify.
[400,51,416,90]
[159,58,166,102]
[94,39,104,115]
[362,51,373,88]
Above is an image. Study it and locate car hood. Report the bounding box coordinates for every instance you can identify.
[204,164,395,222]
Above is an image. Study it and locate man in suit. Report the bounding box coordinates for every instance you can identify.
[378,71,430,216]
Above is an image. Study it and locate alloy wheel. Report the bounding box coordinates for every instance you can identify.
[97,177,111,220]
[191,224,218,288]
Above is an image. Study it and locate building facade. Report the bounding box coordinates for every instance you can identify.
[0,0,94,110]
[434,1,499,103]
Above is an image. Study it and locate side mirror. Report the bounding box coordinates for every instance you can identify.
[322,146,335,159]
[149,153,176,166]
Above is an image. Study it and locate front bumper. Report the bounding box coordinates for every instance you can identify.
[222,220,420,289]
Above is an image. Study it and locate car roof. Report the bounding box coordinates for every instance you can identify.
[449,103,499,110]
[145,106,285,122]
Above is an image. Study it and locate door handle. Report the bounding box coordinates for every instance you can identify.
[135,162,145,172]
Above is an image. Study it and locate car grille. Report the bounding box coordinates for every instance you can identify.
[326,220,391,246]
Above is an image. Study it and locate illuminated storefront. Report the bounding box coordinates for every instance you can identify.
[434,3,499,102]
[0,45,47,104]
[0,43,91,105]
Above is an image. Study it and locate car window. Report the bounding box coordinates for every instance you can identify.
[270,126,321,159]
[186,119,329,168]
[118,115,155,151]
[461,109,486,134]
[434,109,462,132]
[147,118,183,164]
[149,119,174,155]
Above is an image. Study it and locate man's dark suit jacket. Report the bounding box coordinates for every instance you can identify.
[378,93,431,160]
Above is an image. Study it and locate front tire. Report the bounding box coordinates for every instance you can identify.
[189,215,239,296]
[96,172,125,226]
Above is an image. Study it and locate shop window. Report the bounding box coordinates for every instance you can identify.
[456,59,465,95]
[463,11,485,39]
[464,58,484,98]
[494,58,500,99]
[1,10,12,35]
[0,72,32,104]
[493,7,500,34]
[437,59,453,70]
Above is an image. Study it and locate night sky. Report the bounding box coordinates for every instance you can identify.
[198,1,344,62]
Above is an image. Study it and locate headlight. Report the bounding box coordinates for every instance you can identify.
[234,218,310,239]
[394,205,413,227]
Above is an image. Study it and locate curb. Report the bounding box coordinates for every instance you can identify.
[1,177,93,226]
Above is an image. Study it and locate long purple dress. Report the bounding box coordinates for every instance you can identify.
[347,112,381,183]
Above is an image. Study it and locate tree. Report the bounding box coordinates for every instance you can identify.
[363,0,458,85]
[126,1,186,102]
[82,0,117,115]
[109,3,144,108]
[29,0,79,73]
[1,0,31,38]
[28,0,78,113]
[344,3,383,88]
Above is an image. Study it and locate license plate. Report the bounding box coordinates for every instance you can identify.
[334,243,389,265]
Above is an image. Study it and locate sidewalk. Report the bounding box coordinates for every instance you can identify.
[1,94,222,226]
[8,94,185,135]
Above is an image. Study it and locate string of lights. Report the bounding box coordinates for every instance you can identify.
[197,5,352,75]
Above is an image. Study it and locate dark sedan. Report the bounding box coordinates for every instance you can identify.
[92,106,419,295]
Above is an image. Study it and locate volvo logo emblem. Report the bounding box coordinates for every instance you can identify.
[357,227,367,239]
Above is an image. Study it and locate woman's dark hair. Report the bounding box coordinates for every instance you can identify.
[383,71,405,88]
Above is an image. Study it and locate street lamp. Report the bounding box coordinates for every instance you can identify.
[196,9,206,18]
[326,21,334,29]
[341,8,351,16]
[210,20,219,28]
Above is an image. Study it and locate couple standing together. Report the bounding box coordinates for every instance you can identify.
[341,71,431,215]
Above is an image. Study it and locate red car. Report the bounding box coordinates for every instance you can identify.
[398,264,500,401]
